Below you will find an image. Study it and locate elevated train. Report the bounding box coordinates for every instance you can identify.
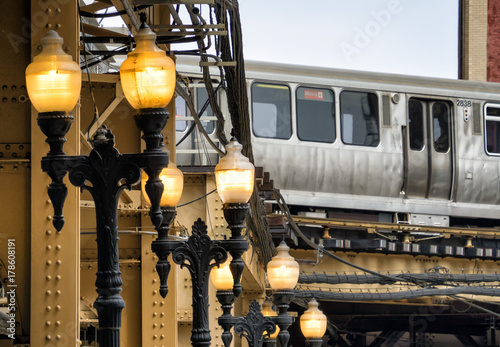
[175,57,500,227]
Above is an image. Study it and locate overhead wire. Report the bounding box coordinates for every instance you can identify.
[78,2,100,140]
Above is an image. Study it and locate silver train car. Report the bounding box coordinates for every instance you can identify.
[175,57,500,227]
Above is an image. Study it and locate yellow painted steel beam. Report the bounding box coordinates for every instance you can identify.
[30,1,80,346]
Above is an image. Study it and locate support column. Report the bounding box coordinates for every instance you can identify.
[30,1,80,345]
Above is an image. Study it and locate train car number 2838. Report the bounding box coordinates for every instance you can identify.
[456,99,472,107]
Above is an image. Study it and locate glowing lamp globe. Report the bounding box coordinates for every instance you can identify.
[210,255,233,291]
[120,24,176,110]
[267,241,299,291]
[25,31,81,113]
[142,163,184,207]
[261,299,279,339]
[215,139,255,204]
[300,298,327,339]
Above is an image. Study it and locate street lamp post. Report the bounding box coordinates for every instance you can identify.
[267,241,300,347]
[211,261,276,347]
[300,297,327,347]
[149,136,255,346]
[261,299,280,347]
[26,18,175,347]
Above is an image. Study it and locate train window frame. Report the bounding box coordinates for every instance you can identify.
[431,101,451,153]
[295,86,336,144]
[340,89,380,147]
[175,94,188,132]
[408,99,425,151]
[484,103,500,156]
[251,81,292,140]
[196,86,216,135]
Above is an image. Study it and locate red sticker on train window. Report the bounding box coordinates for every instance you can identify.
[304,89,324,100]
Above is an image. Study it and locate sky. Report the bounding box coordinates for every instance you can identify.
[98,0,459,79]
[237,0,459,79]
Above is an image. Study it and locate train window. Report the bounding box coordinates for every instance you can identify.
[432,102,450,153]
[340,91,379,146]
[408,99,424,150]
[251,83,292,139]
[296,87,335,143]
[175,94,187,132]
[485,105,500,154]
[196,87,215,134]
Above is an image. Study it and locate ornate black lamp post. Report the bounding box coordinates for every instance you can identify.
[26,19,175,347]
[149,136,255,346]
[300,297,327,347]
[267,241,300,347]
[211,261,276,347]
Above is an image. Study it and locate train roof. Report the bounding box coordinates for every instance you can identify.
[176,56,500,99]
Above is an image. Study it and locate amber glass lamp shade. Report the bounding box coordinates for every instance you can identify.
[300,298,327,339]
[215,139,255,204]
[25,31,81,113]
[210,255,233,291]
[120,24,176,110]
[261,299,280,339]
[142,162,184,207]
[267,241,300,291]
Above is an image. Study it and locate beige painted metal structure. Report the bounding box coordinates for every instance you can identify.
[2,0,500,346]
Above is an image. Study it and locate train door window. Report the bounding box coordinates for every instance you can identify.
[196,87,215,134]
[296,87,335,143]
[408,99,424,150]
[251,82,292,139]
[340,90,379,146]
[485,105,500,154]
[432,102,450,153]
[175,94,188,132]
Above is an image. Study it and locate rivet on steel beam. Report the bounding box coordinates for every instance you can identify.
[46,335,52,341]
[55,290,61,296]
[56,245,61,250]
[55,305,61,311]
[46,260,52,266]
[46,290,51,296]
[56,335,61,340]
[153,312,157,317]
[46,275,51,281]
[46,321,51,326]
[56,24,61,29]
[46,24,52,29]
[56,275,61,281]
[55,321,61,326]
[46,245,52,250]
[153,323,157,328]
[46,306,52,311]
[56,260,61,265]
[46,230,52,235]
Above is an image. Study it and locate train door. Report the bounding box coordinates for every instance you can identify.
[404,98,453,200]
